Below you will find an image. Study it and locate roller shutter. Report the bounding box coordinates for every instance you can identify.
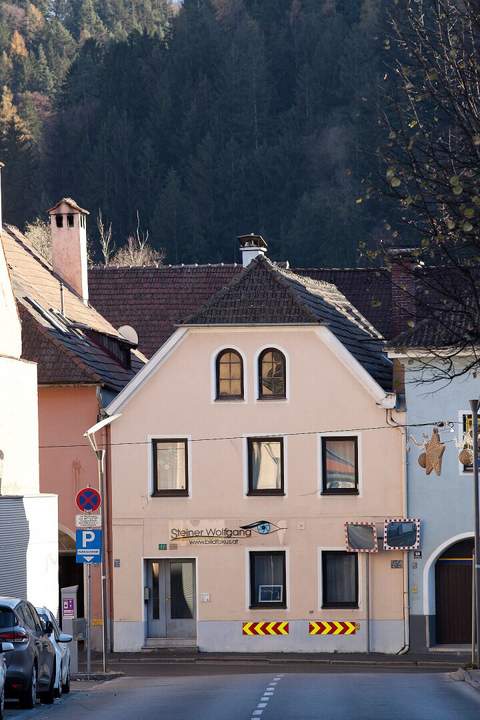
[0,497,29,598]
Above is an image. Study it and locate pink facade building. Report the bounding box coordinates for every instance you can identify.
[104,241,408,653]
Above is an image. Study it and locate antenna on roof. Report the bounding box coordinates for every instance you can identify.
[118,325,139,345]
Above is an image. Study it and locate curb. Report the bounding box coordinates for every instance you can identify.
[72,671,124,682]
[80,657,464,668]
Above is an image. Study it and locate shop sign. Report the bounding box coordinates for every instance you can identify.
[169,519,285,545]
[170,525,251,545]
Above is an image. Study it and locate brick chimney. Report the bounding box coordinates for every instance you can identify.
[388,248,417,338]
[238,233,267,267]
[49,198,89,305]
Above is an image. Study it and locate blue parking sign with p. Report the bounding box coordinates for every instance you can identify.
[76,529,102,564]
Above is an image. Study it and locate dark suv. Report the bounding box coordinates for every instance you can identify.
[0,597,56,708]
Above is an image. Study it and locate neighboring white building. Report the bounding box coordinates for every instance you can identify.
[0,214,58,613]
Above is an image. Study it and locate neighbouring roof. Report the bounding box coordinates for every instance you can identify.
[389,309,477,351]
[181,256,392,391]
[89,264,393,359]
[1,226,145,391]
[47,198,90,215]
[89,264,244,359]
[386,266,480,351]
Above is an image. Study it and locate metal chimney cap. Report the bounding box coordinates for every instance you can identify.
[238,233,267,250]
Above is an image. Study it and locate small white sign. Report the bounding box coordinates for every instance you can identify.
[76,514,102,529]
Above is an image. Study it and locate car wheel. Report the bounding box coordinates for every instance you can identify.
[19,664,37,709]
[41,662,56,705]
[62,664,70,694]
[0,685,5,720]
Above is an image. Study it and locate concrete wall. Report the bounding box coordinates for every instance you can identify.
[0,356,39,495]
[0,234,21,359]
[24,494,59,615]
[110,326,406,653]
[402,362,477,649]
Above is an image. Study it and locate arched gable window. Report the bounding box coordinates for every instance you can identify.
[216,349,244,400]
[258,348,286,399]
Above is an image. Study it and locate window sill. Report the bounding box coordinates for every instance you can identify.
[249,604,287,610]
[247,491,285,497]
[215,397,245,402]
[257,396,287,402]
[151,491,189,498]
[321,604,359,610]
[321,490,359,496]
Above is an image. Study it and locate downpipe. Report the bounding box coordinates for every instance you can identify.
[386,408,410,655]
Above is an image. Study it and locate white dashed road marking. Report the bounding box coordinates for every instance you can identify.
[250,675,285,719]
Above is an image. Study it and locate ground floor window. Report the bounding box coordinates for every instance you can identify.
[249,551,286,608]
[322,551,358,609]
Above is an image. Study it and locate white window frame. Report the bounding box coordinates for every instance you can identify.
[317,431,363,497]
[147,434,193,499]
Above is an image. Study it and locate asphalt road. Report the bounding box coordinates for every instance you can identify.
[5,671,480,720]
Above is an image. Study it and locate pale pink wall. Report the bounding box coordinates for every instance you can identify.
[111,327,406,626]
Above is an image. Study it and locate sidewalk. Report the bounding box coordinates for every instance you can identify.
[77,648,471,676]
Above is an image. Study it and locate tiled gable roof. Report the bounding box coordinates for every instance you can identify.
[184,256,392,391]
[183,257,318,326]
[89,265,393,359]
[19,304,101,385]
[296,268,392,338]
[1,226,145,391]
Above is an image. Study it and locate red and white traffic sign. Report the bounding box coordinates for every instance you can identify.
[76,487,102,513]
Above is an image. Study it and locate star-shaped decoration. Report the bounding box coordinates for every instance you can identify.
[424,428,445,476]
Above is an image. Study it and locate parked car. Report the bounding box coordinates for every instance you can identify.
[0,598,56,708]
[36,607,72,697]
[0,641,14,720]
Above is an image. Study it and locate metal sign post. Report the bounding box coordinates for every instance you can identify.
[86,564,91,679]
[366,553,370,654]
[75,488,103,678]
[97,449,108,674]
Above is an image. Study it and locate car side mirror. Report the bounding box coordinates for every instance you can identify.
[58,633,73,643]
[0,642,14,652]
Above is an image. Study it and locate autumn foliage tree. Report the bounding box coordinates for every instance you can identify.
[375,0,480,379]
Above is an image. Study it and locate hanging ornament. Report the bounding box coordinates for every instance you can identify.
[424,427,445,476]
[412,428,446,475]
[410,432,430,471]
[457,429,477,467]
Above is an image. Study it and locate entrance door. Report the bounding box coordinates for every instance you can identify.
[146,559,196,639]
[435,538,474,644]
